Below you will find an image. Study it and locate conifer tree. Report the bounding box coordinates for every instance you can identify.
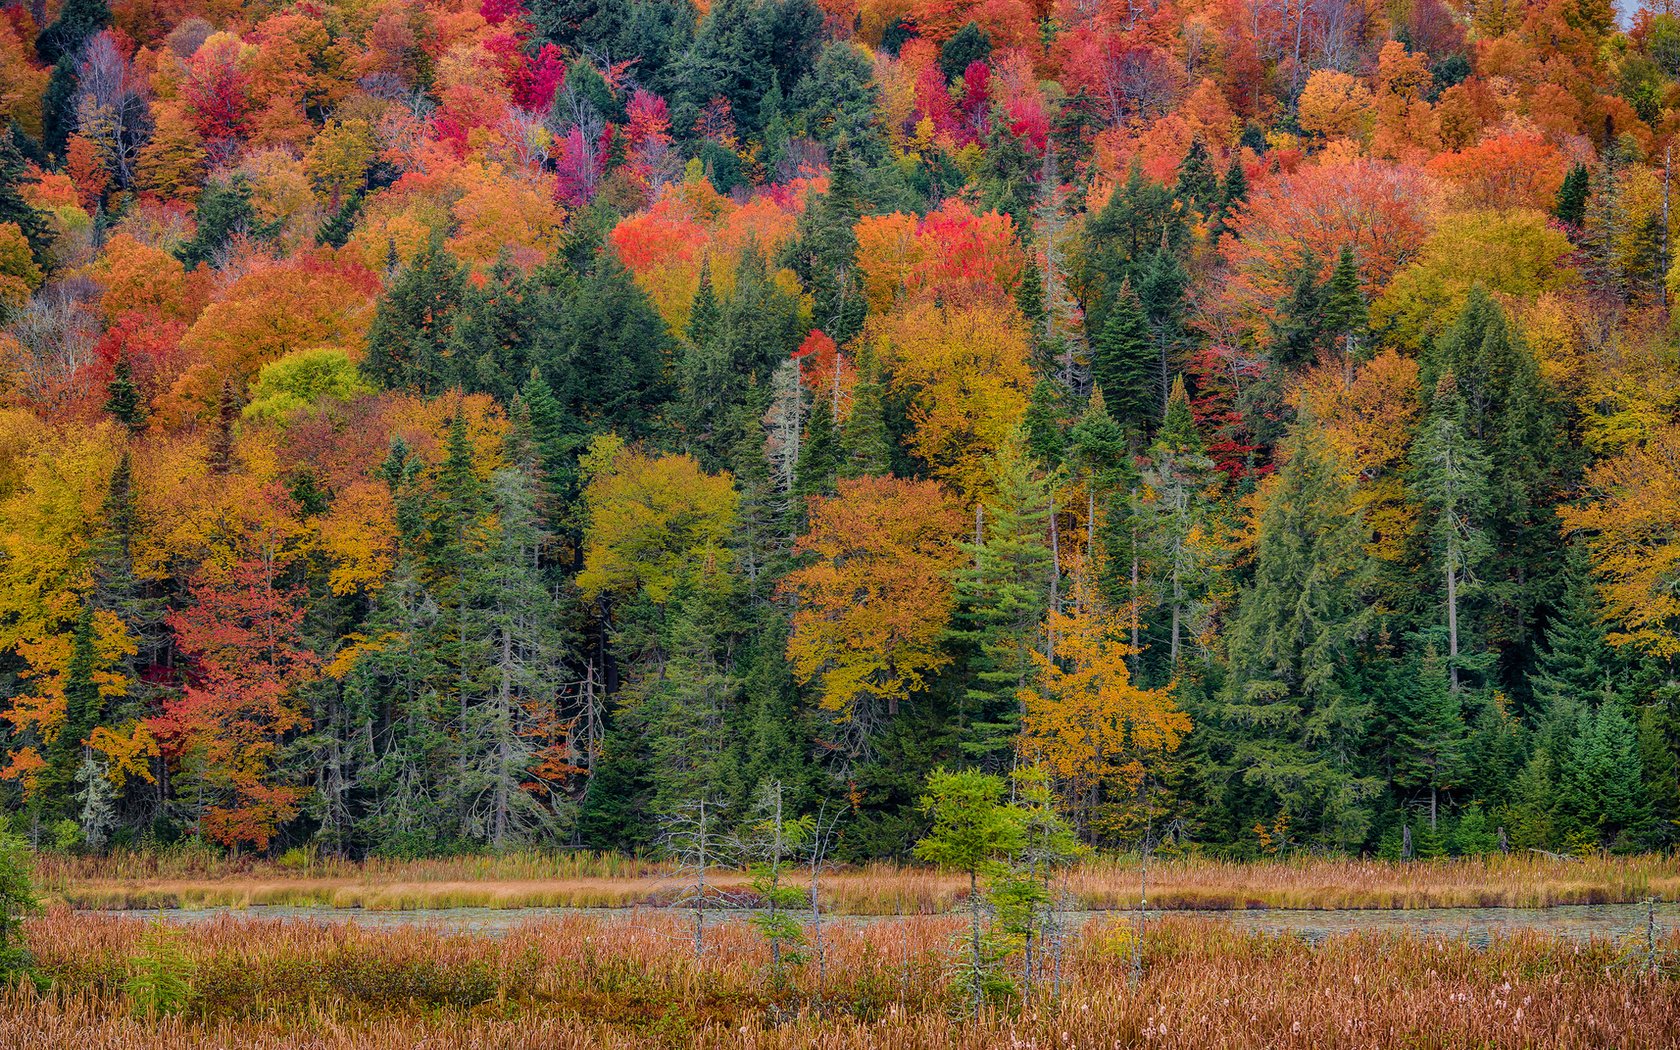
[1211,154,1248,241]
[362,238,467,394]
[951,432,1053,767]
[839,343,893,477]
[1090,280,1155,433]
[1409,372,1495,693]
[1391,645,1465,830]
[1141,377,1224,672]
[104,359,145,434]
[1555,162,1589,227]
[1174,138,1217,215]
[1321,244,1367,360]
[1222,420,1378,850]
[791,139,867,344]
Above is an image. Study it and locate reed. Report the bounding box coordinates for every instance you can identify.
[3,907,1678,1048]
[36,849,1680,914]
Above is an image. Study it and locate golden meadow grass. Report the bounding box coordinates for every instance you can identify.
[32,849,1680,913]
[3,907,1679,1048]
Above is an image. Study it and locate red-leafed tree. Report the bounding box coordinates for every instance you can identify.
[158,546,318,851]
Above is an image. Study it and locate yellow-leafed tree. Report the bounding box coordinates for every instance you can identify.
[1018,558,1190,824]
[782,475,965,748]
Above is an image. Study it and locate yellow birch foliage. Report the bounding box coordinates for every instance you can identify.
[576,435,738,606]
[1294,350,1421,563]
[869,299,1032,498]
[1559,426,1680,657]
[782,475,965,722]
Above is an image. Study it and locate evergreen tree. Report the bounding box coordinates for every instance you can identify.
[839,342,893,477]
[457,467,574,848]
[361,238,467,394]
[175,176,264,270]
[45,604,101,811]
[36,0,109,64]
[790,139,867,344]
[1390,645,1466,830]
[1321,245,1368,360]
[939,22,991,79]
[1021,376,1070,471]
[104,358,145,434]
[1089,280,1155,433]
[1269,249,1325,368]
[1221,421,1378,851]
[41,55,77,159]
[1422,290,1567,702]
[1409,372,1495,693]
[1140,378,1224,673]
[0,132,50,268]
[1174,138,1217,215]
[317,190,364,249]
[1211,154,1249,241]
[451,256,531,403]
[530,254,673,443]
[951,432,1053,767]
[1555,162,1589,227]
[1136,247,1188,412]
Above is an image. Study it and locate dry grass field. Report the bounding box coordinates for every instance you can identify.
[0,907,1676,1048]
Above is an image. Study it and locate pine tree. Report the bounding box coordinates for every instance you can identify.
[1136,248,1188,412]
[1089,279,1155,434]
[0,132,50,268]
[791,139,867,344]
[1141,377,1223,672]
[47,604,102,810]
[1175,138,1217,215]
[1211,155,1249,241]
[1423,290,1567,701]
[1409,372,1495,693]
[793,394,840,507]
[1391,645,1466,830]
[1222,420,1378,851]
[104,358,145,434]
[41,56,77,159]
[362,238,467,394]
[839,342,893,478]
[1321,245,1367,360]
[951,432,1053,767]
[451,256,531,403]
[1022,376,1070,471]
[457,466,573,848]
[1269,249,1325,367]
[36,0,109,64]
[1555,162,1588,227]
[317,190,363,249]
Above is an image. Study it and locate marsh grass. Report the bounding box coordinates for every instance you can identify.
[34,850,1680,913]
[3,907,1679,1048]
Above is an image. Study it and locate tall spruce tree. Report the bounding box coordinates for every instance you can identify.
[1089,279,1155,433]
[1221,420,1379,850]
[951,432,1053,767]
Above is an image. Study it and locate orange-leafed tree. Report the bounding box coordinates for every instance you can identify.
[1214,158,1434,350]
[783,476,966,750]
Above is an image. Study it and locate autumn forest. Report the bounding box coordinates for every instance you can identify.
[0,0,1673,873]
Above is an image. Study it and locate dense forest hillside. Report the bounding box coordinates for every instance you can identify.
[0,0,1674,861]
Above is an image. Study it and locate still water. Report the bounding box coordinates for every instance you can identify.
[96,899,1680,945]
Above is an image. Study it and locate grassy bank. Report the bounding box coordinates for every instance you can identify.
[31,850,1680,913]
[3,908,1677,1048]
